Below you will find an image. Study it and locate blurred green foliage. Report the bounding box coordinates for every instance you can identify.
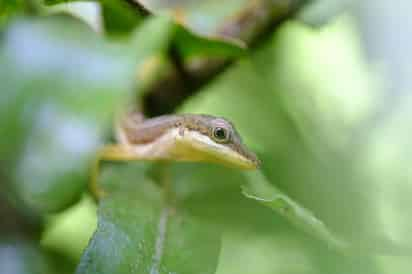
[1,0,412,274]
[1,15,138,212]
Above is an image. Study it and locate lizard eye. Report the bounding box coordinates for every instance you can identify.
[212,127,230,143]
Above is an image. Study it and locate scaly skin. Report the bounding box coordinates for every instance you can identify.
[91,111,260,199]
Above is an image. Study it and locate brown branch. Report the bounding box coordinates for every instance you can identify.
[142,0,310,116]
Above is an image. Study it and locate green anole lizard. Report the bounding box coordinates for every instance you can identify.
[91,111,260,198]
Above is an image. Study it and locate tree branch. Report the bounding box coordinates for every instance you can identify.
[142,0,309,116]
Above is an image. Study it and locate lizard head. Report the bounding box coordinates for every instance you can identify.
[175,115,261,169]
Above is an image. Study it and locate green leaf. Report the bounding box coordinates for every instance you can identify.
[44,0,145,34]
[174,26,246,59]
[0,238,75,274]
[137,0,298,45]
[168,163,285,233]
[181,15,411,257]
[44,0,79,5]
[41,196,98,261]
[0,15,174,213]
[242,170,347,250]
[0,0,22,22]
[72,16,221,274]
[0,0,41,25]
[139,0,249,42]
[101,0,145,35]
[76,163,221,274]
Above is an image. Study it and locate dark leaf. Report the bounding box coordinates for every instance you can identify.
[77,164,221,274]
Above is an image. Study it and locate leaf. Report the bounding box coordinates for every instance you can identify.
[174,25,246,60]
[100,0,145,34]
[297,0,349,27]
[242,170,347,250]
[167,163,286,233]
[1,0,43,25]
[0,0,23,26]
[76,163,221,274]
[354,0,412,110]
[137,0,299,45]
[0,15,174,213]
[41,196,98,261]
[43,0,80,5]
[44,0,145,34]
[72,16,222,274]
[181,14,412,257]
[184,14,382,246]
[0,238,74,274]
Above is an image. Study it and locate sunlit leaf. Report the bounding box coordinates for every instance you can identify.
[181,16,383,249]
[179,15,412,274]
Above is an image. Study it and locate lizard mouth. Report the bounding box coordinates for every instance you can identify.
[173,127,260,169]
[179,131,260,169]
